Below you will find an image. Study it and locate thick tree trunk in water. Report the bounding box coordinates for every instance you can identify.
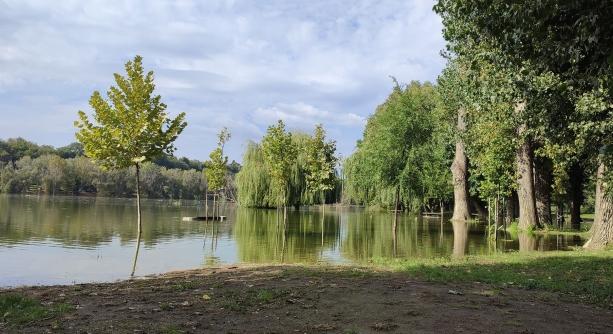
[131,163,142,277]
[451,109,471,221]
[569,163,584,230]
[518,232,537,252]
[452,220,468,258]
[515,110,539,230]
[534,156,553,226]
[584,162,613,249]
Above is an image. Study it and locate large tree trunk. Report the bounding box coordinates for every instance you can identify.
[131,163,143,277]
[515,106,539,230]
[451,109,471,221]
[568,162,584,230]
[534,156,553,226]
[452,220,469,258]
[584,161,613,249]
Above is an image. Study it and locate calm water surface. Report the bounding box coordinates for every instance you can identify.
[0,195,585,286]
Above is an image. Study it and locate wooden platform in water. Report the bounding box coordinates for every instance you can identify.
[182,216,226,222]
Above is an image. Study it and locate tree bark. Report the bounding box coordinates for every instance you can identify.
[584,161,613,249]
[534,156,553,226]
[515,104,539,230]
[451,108,471,221]
[131,163,142,277]
[569,162,584,230]
[452,220,469,258]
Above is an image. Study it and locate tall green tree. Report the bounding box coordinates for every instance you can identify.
[261,120,298,219]
[435,0,613,246]
[74,55,187,274]
[204,127,231,218]
[305,124,337,212]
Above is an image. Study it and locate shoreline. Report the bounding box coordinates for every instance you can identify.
[2,252,612,333]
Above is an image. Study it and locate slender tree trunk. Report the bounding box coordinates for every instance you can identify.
[205,191,208,218]
[131,163,142,277]
[569,162,584,230]
[556,201,565,228]
[451,108,471,221]
[584,161,613,249]
[534,156,553,226]
[213,193,217,219]
[505,195,514,224]
[515,104,539,230]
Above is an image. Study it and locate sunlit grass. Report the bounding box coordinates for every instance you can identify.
[371,250,613,306]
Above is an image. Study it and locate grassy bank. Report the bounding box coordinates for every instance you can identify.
[0,293,72,327]
[374,249,613,306]
[1,250,612,331]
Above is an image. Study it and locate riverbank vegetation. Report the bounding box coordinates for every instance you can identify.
[236,122,339,209]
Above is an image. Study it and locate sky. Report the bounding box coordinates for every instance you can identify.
[0,0,446,162]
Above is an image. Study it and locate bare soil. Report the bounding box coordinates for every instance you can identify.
[2,265,612,334]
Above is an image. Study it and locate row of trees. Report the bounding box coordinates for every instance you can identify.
[236,121,338,216]
[432,1,613,249]
[0,155,213,199]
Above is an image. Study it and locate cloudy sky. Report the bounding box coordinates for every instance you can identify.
[0,0,446,161]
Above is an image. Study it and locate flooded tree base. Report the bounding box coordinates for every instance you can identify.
[2,265,612,333]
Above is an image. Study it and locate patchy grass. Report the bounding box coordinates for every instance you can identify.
[538,225,591,238]
[160,325,185,334]
[0,293,72,327]
[373,250,613,306]
[170,280,198,291]
[218,288,289,313]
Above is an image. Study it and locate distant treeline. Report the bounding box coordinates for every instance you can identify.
[0,138,240,199]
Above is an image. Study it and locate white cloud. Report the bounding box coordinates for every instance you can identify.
[254,102,366,129]
[0,0,445,159]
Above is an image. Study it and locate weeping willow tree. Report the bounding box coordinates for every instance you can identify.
[343,81,452,211]
[236,132,335,208]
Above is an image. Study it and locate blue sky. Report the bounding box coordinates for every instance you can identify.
[0,0,445,161]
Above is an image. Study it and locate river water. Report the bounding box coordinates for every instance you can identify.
[0,195,584,286]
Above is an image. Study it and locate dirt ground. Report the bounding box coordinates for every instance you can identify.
[2,265,612,334]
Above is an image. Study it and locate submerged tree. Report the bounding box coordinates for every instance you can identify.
[204,127,231,218]
[261,120,298,219]
[344,81,450,211]
[305,124,337,212]
[74,55,187,275]
[435,0,613,247]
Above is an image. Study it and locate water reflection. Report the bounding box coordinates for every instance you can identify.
[0,195,587,286]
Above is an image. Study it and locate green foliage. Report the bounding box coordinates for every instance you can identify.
[236,125,338,208]
[305,124,337,200]
[261,120,298,207]
[74,55,187,170]
[204,127,231,193]
[344,81,452,209]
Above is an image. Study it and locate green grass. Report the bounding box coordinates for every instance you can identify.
[0,293,72,327]
[170,281,198,291]
[373,250,613,306]
[219,288,288,313]
[160,325,185,334]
